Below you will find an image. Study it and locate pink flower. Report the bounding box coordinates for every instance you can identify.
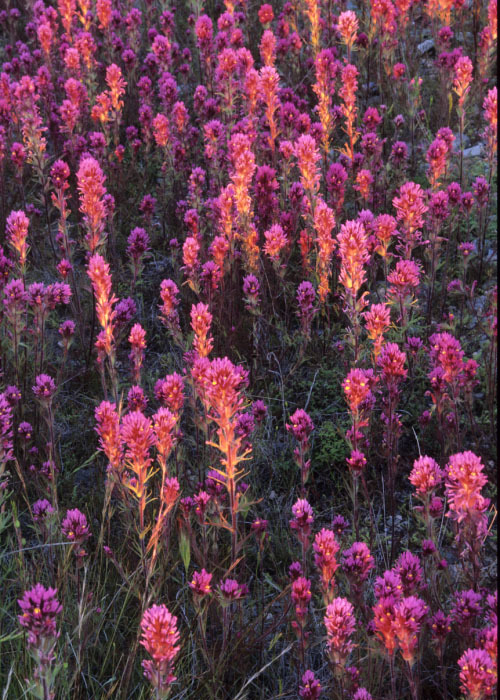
[313,528,340,593]
[140,604,180,693]
[445,451,489,522]
[324,597,356,666]
[190,569,212,599]
[409,456,443,498]
[392,596,428,665]
[286,409,314,443]
[458,648,496,699]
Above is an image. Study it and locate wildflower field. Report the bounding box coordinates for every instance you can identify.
[0,0,497,698]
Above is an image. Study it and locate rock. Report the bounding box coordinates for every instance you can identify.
[452,133,470,151]
[463,144,484,158]
[417,39,435,55]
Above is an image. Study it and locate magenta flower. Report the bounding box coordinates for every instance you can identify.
[394,551,424,595]
[299,670,322,699]
[219,578,248,601]
[190,569,212,600]
[18,584,62,645]
[61,508,91,550]
[458,648,496,699]
[342,542,374,589]
[32,374,56,402]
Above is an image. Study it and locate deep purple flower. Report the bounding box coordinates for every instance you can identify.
[299,669,321,699]
[61,508,90,545]
[32,374,56,402]
[394,551,424,594]
[18,584,62,644]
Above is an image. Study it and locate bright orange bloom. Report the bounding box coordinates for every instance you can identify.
[182,237,200,278]
[57,0,76,37]
[95,401,123,479]
[106,63,126,113]
[339,64,360,160]
[363,303,390,359]
[343,368,374,415]
[313,528,340,600]
[87,254,116,356]
[373,597,397,656]
[338,11,359,52]
[121,410,154,505]
[190,302,214,357]
[152,114,170,148]
[304,0,321,55]
[337,219,369,299]
[312,49,337,155]
[259,29,276,66]
[37,20,53,57]
[96,0,112,30]
[453,56,473,107]
[77,0,92,31]
[6,210,29,272]
[374,214,398,258]
[445,451,490,523]
[295,134,321,196]
[371,0,397,34]
[77,156,107,253]
[314,199,336,304]
[259,66,280,151]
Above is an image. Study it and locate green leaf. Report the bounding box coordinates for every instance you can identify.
[179,529,190,573]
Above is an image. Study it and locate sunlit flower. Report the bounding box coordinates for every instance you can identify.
[140,604,180,694]
[324,597,356,666]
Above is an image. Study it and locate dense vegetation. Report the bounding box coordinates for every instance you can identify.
[0,0,497,698]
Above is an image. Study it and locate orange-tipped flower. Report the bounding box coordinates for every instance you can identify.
[264,224,288,262]
[140,604,180,693]
[77,156,107,253]
[87,254,116,357]
[338,11,359,52]
[96,0,112,30]
[6,210,29,272]
[337,219,369,299]
[153,113,170,149]
[190,302,214,357]
[363,303,390,359]
[453,56,473,107]
[445,451,490,523]
[295,134,321,196]
[106,63,126,114]
[324,597,356,666]
[128,323,146,384]
[314,199,336,304]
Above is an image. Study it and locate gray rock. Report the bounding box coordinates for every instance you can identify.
[463,144,484,158]
[417,39,435,55]
[452,133,470,151]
